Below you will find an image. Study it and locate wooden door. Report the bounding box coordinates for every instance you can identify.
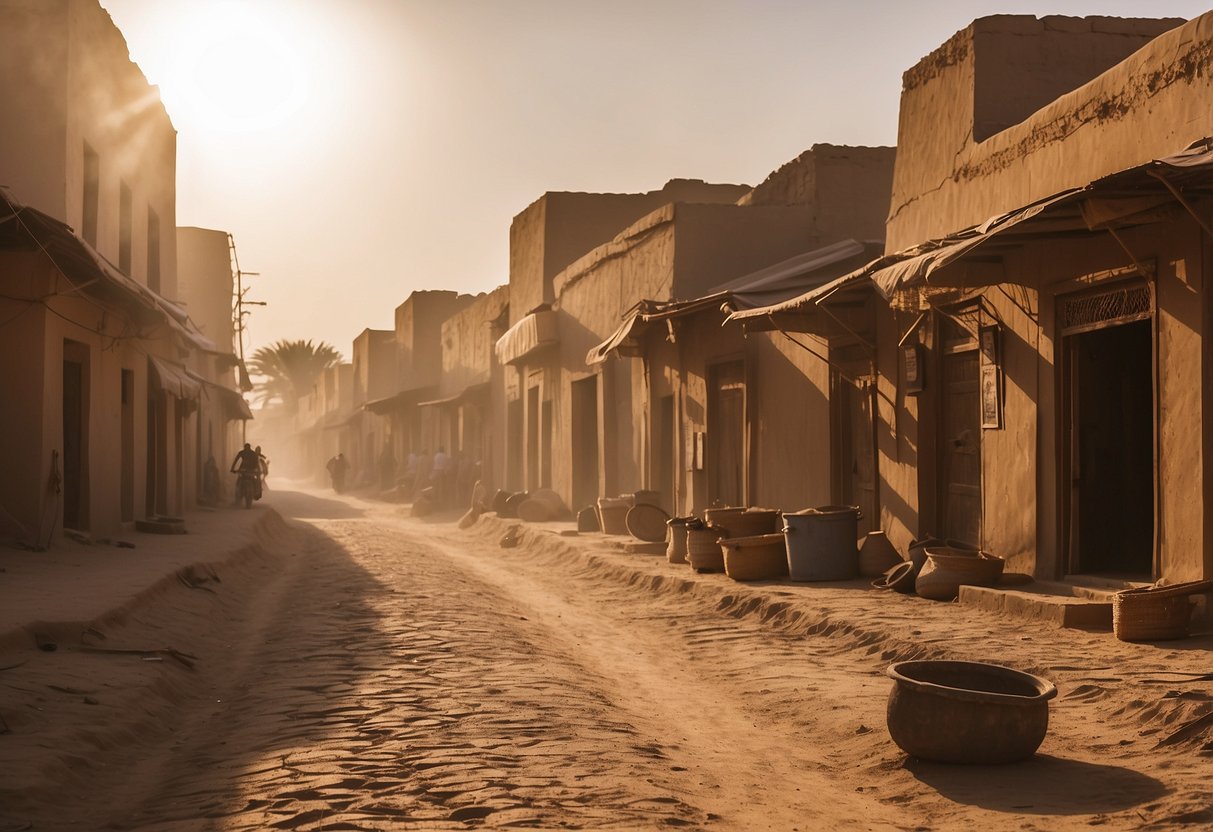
[939,347,981,546]
[834,372,876,534]
[708,360,746,507]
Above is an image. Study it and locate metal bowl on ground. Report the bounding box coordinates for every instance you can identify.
[872,560,916,594]
[885,660,1057,764]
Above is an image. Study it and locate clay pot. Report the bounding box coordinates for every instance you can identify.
[907,537,947,570]
[859,531,903,577]
[915,549,1005,601]
[886,660,1057,764]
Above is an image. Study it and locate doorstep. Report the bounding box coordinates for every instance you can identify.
[958,580,1120,631]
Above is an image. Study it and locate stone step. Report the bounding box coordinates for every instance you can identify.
[958,584,1114,630]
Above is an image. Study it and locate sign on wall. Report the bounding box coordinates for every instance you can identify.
[980,325,1002,429]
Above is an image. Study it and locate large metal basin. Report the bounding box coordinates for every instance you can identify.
[885,660,1057,764]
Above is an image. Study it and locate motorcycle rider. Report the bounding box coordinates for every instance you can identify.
[229,443,263,503]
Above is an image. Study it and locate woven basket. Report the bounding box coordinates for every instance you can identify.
[704,508,781,538]
[686,527,724,572]
[1113,580,1213,642]
[597,497,631,535]
[722,533,789,581]
[666,518,690,564]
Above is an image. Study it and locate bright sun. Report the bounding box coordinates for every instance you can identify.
[162,2,308,133]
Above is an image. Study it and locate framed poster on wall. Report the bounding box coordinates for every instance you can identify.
[980,325,1002,429]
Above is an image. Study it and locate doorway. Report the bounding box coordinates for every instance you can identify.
[707,360,746,507]
[832,366,876,535]
[937,318,981,546]
[571,376,599,510]
[526,386,540,490]
[62,340,89,531]
[120,369,134,522]
[1065,319,1153,576]
[506,397,523,491]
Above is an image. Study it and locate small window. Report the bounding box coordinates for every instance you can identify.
[119,182,132,274]
[82,143,99,246]
[146,208,161,293]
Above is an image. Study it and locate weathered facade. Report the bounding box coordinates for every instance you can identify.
[418,286,510,499]
[497,180,752,494]
[0,0,240,543]
[586,145,896,518]
[857,14,1212,584]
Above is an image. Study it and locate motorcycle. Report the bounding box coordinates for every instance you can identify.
[234,471,261,509]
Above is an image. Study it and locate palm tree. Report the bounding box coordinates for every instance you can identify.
[247,339,342,411]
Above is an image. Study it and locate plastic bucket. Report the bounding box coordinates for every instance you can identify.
[783,506,861,581]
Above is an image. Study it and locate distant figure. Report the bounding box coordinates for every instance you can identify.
[403,450,418,496]
[326,452,349,493]
[432,446,451,506]
[378,442,396,491]
[201,455,221,506]
[415,449,433,503]
[255,445,269,490]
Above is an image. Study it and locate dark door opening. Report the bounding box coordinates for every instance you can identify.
[525,386,540,491]
[1067,320,1153,576]
[571,376,599,510]
[121,369,134,522]
[708,360,746,507]
[654,394,675,513]
[62,343,88,531]
[541,398,553,489]
[506,398,523,491]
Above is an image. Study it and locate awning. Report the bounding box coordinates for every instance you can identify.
[418,381,491,409]
[363,386,437,415]
[586,239,875,365]
[495,308,558,365]
[710,238,874,310]
[149,356,201,400]
[193,374,253,421]
[0,190,217,352]
[870,189,1083,298]
[870,138,1213,299]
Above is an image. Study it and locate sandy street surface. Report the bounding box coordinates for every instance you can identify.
[2,490,1213,831]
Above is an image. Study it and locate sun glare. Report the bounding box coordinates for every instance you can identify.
[160,2,308,133]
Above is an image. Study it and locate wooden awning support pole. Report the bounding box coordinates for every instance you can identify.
[1146,169,1213,242]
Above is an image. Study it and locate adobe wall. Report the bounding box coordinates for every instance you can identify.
[740,144,896,247]
[351,329,395,405]
[409,291,476,390]
[0,0,69,218]
[440,285,508,397]
[668,315,832,516]
[175,227,234,352]
[888,14,1195,250]
[0,0,177,294]
[508,180,749,326]
[670,204,817,300]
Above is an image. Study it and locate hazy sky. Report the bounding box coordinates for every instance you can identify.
[101,0,1211,360]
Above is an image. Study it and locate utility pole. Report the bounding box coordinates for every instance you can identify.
[229,233,265,444]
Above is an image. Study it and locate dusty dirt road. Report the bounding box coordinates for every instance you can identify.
[2,489,1212,831]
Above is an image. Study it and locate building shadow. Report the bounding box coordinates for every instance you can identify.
[903,753,1167,815]
[260,489,366,520]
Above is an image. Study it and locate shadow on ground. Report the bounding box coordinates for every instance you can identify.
[904,753,1167,815]
[262,489,366,520]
